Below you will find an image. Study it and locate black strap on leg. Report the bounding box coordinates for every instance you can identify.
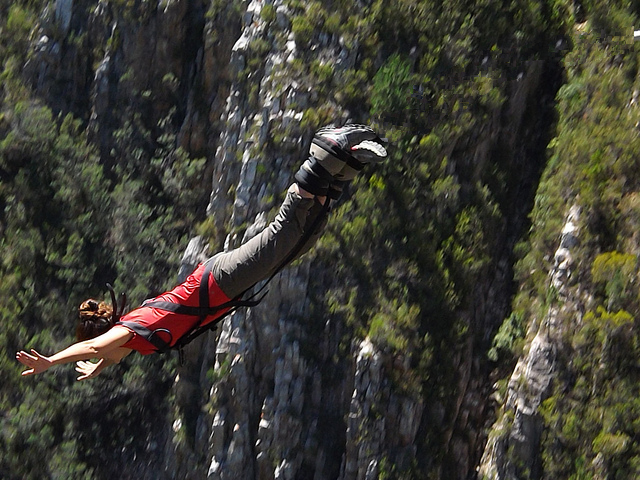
[294,157,333,196]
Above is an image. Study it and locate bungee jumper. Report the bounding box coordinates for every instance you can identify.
[16,124,388,380]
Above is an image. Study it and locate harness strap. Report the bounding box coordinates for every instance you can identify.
[117,320,173,352]
[139,299,257,317]
[117,295,265,353]
[107,283,127,325]
[167,197,332,354]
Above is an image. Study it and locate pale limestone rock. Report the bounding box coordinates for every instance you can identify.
[479,205,581,479]
[178,236,209,282]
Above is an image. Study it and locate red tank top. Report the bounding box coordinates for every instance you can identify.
[118,262,232,355]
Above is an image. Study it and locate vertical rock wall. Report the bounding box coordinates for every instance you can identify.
[184,1,359,477]
[479,205,582,479]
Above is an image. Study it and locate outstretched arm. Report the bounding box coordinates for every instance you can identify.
[16,326,133,377]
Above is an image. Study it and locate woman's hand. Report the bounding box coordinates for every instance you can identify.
[15,349,53,376]
[75,359,107,381]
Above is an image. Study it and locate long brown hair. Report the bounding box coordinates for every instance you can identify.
[76,299,113,341]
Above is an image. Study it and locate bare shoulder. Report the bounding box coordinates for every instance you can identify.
[89,325,134,352]
[111,324,134,340]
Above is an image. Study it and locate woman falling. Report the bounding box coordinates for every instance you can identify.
[16,124,387,380]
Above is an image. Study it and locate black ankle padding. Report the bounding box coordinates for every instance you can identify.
[306,156,335,182]
[295,165,329,196]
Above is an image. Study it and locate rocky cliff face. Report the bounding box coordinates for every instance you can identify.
[167,1,401,477]
[479,205,582,479]
[22,1,565,479]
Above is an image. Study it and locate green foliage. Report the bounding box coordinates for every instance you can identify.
[247,37,271,72]
[371,54,414,125]
[2,3,36,61]
[0,6,195,476]
[368,300,420,353]
[310,60,334,86]
[301,0,572,475]
[488,311,526,362]
[591,251,638,311]
[540,306,640,479]
[0,99,120,477]
[510,5,640,478]
[260,3,277,24]
[292,15,314,47]
[6,4,33,37]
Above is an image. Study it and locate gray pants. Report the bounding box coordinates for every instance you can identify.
[211,190,328,299]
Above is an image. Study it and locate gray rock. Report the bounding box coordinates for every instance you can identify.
[55,0,73,35]
[479,205,581,479]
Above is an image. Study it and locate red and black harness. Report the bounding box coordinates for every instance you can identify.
[108,198,331,359]
[114,259,263,355]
